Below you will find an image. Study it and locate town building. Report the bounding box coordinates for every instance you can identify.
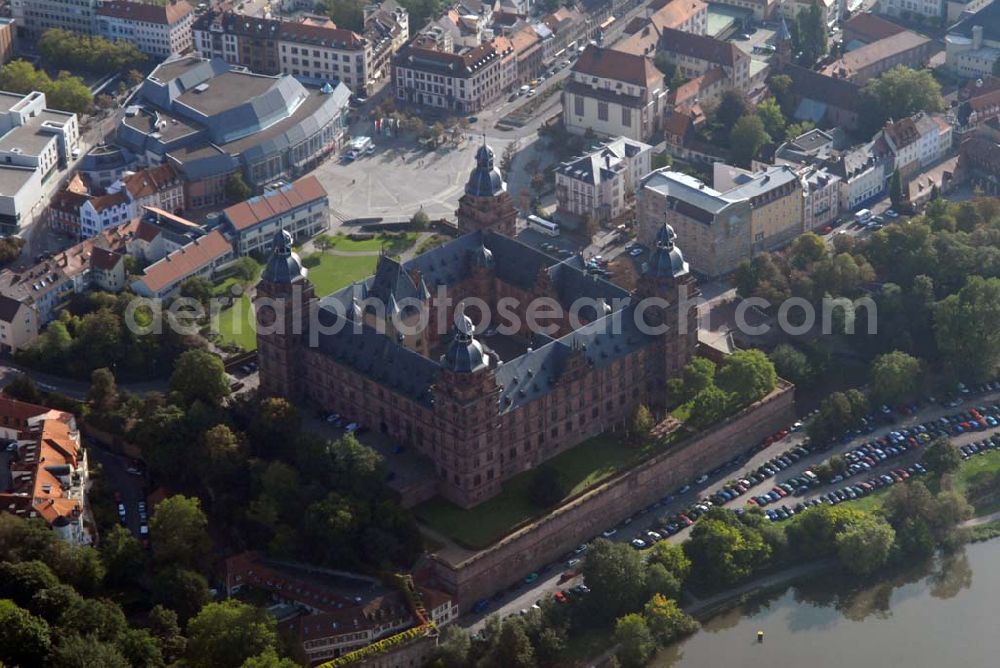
[131,229,234,298]
[961,125,1000,196]
[0,18,17,65]
[637,169,751,278]
[617,0,709,57]
[879,0,945,21]
[225,552,454,664]
[0,403,88,544]
[392,38,512,114]
[49,163,184,239]
[554,136,652,230]
[0,90,79,235]
[798,165,841,230]
[540,6,587,61]
[10,0,97,39]
[945,3,1000,79]
[712,163,805,255]
[219,175,329,256]
[877,111,954,178]
[0,211,201,349]
[363,0,411,91]
[96,0,195,59]
[118,57,350,206]
[563,45,666,143]
[192,11,390,95]
[76,144,136,190]
[640,26,751,92]
[774,127,889,212]
[820,30,932,83]
[255,147,701,507]
[956,77,1000,131]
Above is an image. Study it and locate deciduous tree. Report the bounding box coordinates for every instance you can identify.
[185,600,280,668]
[614,613,655,668]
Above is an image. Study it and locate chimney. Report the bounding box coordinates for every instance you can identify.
[972,25,983,50]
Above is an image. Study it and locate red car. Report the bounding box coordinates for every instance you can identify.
[554,591,568,604]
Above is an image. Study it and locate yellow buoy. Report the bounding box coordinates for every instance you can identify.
[757,630,764,643]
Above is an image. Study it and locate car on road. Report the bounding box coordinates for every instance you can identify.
[524,572,539,584]
[630,538,647,549]
[554,591,568,604]
[601,528,617,538]
[566,558,581,568]
[695,474,709,484]
[628,247,644,257]
[473,599,490,613]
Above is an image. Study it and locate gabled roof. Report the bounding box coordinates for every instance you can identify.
[122,164,180,200]
[572,45,661,88]
[822,30,929,80]
[785,64,860,108]
[87,192,129,213]
[949,1,1000,43]
[90,247,124,272]
[134,230,232,294]
[223,175,327,232]
[657,26,740,67]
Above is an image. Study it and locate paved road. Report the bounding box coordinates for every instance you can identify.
[464,388,1000,631]
[0,362,168,401]
[89,445,147,539]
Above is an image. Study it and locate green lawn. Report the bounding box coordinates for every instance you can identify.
[325,233,417,254]
[214,252,377,350]
[417,431,686,550]
[952,449,1000,515]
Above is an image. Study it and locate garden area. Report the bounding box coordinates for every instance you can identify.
[315,232,419,255]
[416,430,686,550]
[213,252,378,350]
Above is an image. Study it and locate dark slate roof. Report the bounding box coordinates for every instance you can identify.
[949,1,1000,43]
[0,294,23,323]
[465,144,504,197]
[262,229,307,284]
[308,230,658,411]
[313,311,440,407]
[495,304,656,413]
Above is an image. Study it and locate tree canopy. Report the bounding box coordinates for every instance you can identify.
[856,66,945,137]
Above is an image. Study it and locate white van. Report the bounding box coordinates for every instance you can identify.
[855,208,873,224]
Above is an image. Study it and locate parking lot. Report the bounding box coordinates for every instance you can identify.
[465,384,1000,630]
[89,445,148,540]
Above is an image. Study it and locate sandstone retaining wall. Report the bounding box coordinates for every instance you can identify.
[428,382,795,609]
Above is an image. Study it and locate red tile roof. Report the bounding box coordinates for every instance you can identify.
[223,175,327,232]
[134,230,232,294]
[843,13,905,44]
[658,26,740,67]
[88,192,129,213]
[572,45,661,88]
[123,164,180,200]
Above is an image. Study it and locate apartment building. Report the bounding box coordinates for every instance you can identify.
[554,136,652,229]
[0,90,79,235]
[708,0,777,20]
[637,169,751,278]
[393,39,511,114]
[713,163,804,254]
[778,0,839,27]
[563,45,666,143]
[220,175,328,256]
[96,0,194,58]
[0,18,17,65]
[11,0,98,39]
[0,409,89,544]
[878,112,954,178]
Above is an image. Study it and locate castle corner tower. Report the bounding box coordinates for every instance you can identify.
[255,229,315,400]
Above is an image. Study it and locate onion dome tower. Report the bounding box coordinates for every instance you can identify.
[455,138,517,237]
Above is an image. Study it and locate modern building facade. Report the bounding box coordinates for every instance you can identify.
[0,90,79,235]
[555,136,652,230]
[118,57,350,206]
[255,149,700,507]
[563,45,666,142]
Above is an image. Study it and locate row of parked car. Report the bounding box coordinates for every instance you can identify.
[322,412,366,434]
[960,434,1000,460]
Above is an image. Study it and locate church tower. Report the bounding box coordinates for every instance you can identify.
[635,223,700,389]
[255,229,316,400]
[775,15,793,70]
[455,140,517,237]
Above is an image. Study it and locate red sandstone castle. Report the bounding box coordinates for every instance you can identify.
[255,145,700,508]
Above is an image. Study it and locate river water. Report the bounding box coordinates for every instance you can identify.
[653,539,1000,668]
